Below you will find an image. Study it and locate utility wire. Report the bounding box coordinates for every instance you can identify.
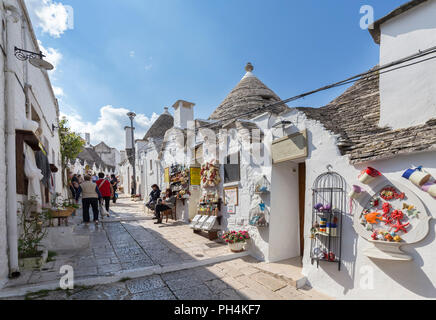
[197,45,436,130]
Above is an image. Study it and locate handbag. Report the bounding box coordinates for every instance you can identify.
[100,202,109,218]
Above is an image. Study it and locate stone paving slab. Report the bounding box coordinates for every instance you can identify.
[1,196,330,300]
[2,257,329,301]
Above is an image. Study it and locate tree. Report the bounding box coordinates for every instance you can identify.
[59,118,85,184]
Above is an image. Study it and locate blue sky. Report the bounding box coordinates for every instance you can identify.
[25,0,407,149]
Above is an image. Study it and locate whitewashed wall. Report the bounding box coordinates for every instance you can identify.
[274,109,436,299]
[0,8,8,284]
[1,0,63,284]
[160,132,190,222]
[379,0,436,129]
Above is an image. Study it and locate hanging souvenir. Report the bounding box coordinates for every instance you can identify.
[402,166,432,187]
[422,182,436,198]
[358,167,382,184]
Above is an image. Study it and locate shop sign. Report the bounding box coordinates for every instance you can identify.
[272,129,307,164]
[164,167,170,183]
[227,205,236,214]
[190,167,201,186]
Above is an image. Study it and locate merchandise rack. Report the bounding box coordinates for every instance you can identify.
[310,170,346,271]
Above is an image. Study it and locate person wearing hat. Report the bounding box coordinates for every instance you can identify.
[146,184,161,217]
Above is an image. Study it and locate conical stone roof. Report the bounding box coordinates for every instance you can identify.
[143,108,174,141]
[209,63,289,121]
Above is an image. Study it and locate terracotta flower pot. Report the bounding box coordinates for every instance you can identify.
[228,242,245,253]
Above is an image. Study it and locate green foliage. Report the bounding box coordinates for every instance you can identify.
[18,197,51,259]
[47,251,57,262]
[59,117,85,169]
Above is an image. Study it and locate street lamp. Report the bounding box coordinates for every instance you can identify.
[14,46,54,71]
[127,112,137,196]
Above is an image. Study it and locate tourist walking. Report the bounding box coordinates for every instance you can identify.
[75,175,102,224]
[97,172,113,215]
[111,174,118,204]
[154,189,176,224]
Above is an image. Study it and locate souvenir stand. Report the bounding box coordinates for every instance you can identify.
[249,175,270,228]
[310,170,345,271]
[169,164,191,220]
[190,162,222,240]
[352,166,432,261]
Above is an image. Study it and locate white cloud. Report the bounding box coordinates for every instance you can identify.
[129,51,135,58]
[25,0,73,38]
[52,86,64,97]
[60,106,160,150]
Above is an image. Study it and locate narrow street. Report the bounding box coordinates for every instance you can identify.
[2,196,329,300]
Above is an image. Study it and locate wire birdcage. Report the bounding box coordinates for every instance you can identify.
[310,169,346,271]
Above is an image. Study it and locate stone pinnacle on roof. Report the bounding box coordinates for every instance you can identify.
[245,62,254,72]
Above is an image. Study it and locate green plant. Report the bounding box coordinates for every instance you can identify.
[47,251,57,262]
[18,197,51,259]
[222,230,250,244]
[59,118,85,187]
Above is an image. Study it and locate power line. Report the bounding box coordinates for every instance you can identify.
[197,45,436,130]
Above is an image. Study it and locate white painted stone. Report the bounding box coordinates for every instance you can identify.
[379,0,436,129]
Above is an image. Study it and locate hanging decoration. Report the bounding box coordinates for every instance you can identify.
[402,166,432,187]
[358,167,382,184]
[200,162,221,188]
[348,185,365,214]
[359,184,417,243]
[422,182,436,198]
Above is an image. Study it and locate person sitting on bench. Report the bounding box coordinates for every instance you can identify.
[155,189,176,224]
[146,184,161,217]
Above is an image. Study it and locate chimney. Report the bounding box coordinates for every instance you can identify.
[172,100,195,129]
[163,107,170,115]
[125,126,134,150]
[85,133,91,146]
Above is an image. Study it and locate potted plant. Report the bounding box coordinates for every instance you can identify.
[222,230,250,253]
[18,197,51,270]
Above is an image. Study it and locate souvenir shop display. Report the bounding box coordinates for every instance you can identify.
[169,164,191,200]
[310,170,345,271]
[402,166,436,199]
[255,175,270,194]
[402,166,432,187]
[191,162,223,240]
[200,162,221,187]
[353,176,432,261]
[358,167,382,184]
[249,200,269,227]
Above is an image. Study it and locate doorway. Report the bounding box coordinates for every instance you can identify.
[298,163,306,257]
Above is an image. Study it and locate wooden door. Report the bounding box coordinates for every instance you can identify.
[298,162,306,257]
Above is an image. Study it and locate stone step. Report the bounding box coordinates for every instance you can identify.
[251,257,308,289]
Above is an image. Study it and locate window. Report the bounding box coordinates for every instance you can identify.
[224,153,240,184]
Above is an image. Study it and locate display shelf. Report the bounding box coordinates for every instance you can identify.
[310,171,345,271]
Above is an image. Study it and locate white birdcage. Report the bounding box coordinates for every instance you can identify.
[255,175,270,194]
[249,201,269,228]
